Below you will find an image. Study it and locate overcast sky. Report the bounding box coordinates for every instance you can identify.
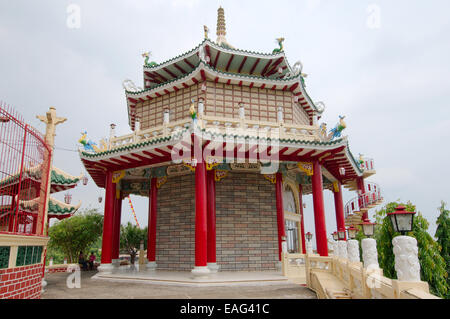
[1,0,449,245]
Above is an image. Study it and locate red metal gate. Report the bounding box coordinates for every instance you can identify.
[0,102,51,236]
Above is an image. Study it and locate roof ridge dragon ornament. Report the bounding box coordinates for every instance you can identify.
[142,51,157,67]
[272,37,285,54]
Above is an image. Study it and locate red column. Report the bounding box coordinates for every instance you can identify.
[275,172,286,261]
[147,178,158,263]
[311,161,328,256]
[194,160,208,268]
[112,192,122,260]
[32,216,37,235]
[101,171,115,265]
[299,184,306,254]
[357,176,368,221]
[333,181,346,240]
[206,170,216,265]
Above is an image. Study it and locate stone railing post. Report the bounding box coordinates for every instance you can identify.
[361,238,379,269]
[391,235,431,298]
[347,239,360,263]
[337,240,348,260]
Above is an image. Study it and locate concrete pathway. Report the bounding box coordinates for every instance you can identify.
[42,271,317,299]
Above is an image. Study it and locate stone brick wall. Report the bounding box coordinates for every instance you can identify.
[0,263,43,299]
[155,171,278,271]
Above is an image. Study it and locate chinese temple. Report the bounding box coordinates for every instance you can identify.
[79,7,382,276]
[0,165,82,233]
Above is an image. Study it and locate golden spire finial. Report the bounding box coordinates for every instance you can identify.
[216,6,226,44]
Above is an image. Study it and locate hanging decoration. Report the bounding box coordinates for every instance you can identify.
[127,195,140,228]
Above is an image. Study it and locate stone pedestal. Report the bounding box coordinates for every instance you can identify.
[97,263,114,273]
[347,239,360,263]
[146,261,157,271]
[191,266,210,279]
[392,235,421,282]
[362,238,379,269]
[207,263,220,273]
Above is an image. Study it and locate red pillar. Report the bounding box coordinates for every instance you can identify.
[100,171,115,265]
[311,161,328,256]
[32,216,37,235]
[357,176,368,221]
[147,178,158,263]
[194,160,208,268]
[299,184,306,254]
[112,192,122,260]
[333,181,347,240]
[275,172,286,261]
[206,170,216,265]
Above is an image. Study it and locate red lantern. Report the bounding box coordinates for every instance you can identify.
[64,193,72,204]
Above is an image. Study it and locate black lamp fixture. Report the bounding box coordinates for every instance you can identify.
[387,206,416,235]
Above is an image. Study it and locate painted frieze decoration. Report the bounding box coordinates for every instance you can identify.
[167,164,192,176]
[263,174,276,184]
[156,176,168,189]
[297,162,314,176]
[230,162,260,172]
[214,170,228,182]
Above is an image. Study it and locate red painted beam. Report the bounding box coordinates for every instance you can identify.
[153,71,168,82]
[289,83,299,91]
[237,56,247,73]
[261,59,272,76]
[225,54,234,72]
[182,83,189,88]
[173,63,187,74]
[184,58,195,68]
[214,77,219,83]
[249,58,261,75]
[192,77,199,84]
[213,50,221,68]
[249,82,254,89]
[260,84,266,89]
[200,69,206,81]
[163,67,177,78]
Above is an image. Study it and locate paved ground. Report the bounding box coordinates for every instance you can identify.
[42,271,317,299]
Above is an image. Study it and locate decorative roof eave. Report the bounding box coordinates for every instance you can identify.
[128,61,315,129]
[143,39,288,74]
[15,196,81,218]
[0,165,82,192]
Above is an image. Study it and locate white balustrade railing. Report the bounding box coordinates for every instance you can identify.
[108,115,321,151]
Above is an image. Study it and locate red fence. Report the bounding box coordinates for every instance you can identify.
[0,102,51,236]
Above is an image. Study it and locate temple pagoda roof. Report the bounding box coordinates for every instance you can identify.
[127,48,319,130]
[0,197,81,221]
[0,165,82,197]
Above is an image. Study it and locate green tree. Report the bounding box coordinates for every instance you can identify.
[120,222,147,264]
[435,201,450,297]
[373,201,448,298]
[48,209,103,263]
